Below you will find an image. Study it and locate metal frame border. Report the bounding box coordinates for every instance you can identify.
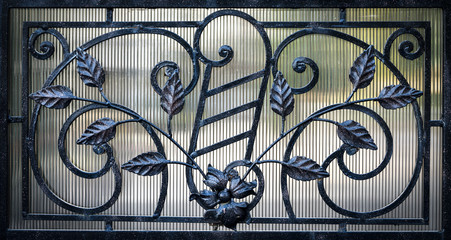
[0,0,449,239]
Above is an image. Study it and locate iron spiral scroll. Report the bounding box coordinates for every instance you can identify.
[27,10,425,230]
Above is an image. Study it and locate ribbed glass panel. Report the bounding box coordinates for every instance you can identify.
[346,8,443,231]
[7,8,442,232]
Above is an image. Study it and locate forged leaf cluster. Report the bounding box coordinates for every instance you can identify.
[76,48,105,88]
[377,85,423,109]
[76,117,117,145]
[337,120,378,150]
[29,85,76,109]
[349,45,376,90]
[270,71,294,117]
[121,152,169,177]
[204,201,250,230]
[284,156,329,181]
[161,69,185,118]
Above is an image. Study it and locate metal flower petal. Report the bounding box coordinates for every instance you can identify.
[204,201,249,230]
[229,176,257,199]
[203,164,228,191]
[189,190,219,209]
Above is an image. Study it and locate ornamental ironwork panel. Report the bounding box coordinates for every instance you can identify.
[21,9,431,231]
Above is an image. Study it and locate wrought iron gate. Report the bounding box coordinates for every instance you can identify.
[1,1,450,239]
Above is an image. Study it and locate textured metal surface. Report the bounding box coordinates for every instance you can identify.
[2,5,447,238]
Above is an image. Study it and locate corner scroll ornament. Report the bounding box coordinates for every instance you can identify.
[28,10,423,230]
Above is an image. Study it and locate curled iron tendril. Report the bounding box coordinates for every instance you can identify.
[383,28,425,60]
[28,28,70,60]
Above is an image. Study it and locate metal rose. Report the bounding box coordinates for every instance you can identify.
[190,165,257,229]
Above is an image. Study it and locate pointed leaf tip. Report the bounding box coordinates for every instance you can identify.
[29,85,75,109]
[349,45,376,90]
[121,152,169,177]
[76,117,116,145]
[284,156,329,181]
[337,120,377,150]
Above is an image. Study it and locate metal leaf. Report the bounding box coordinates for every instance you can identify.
[377,85,423,109]
[76,47,105,88]
[284,156,329,181]
[337,120,378,150]
[203,164,228,191]
[160,69,185,117]
[121,152,169,177]
[204,201,249,230]
[270,71,294,117]
[349,45,376,90]
[229,177,256,199]
[29,85,75,109]
[76,117,116,145]
[189,190,219,209]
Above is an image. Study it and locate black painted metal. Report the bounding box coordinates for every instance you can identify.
[0,1,449,239]
[0,1,9,239]
[442,4,451,240]
[4,230,444,240]
[22,12,427,229]
[1,0,450,8]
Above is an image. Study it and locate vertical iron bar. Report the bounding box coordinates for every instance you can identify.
[106,8,113,23]
[423,24,431,223]
[339,8,346,23]
[0,1,9,235]
[21,24,29,216]
[442,4,451,238]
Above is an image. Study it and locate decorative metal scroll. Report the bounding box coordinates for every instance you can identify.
[26,10,426,230]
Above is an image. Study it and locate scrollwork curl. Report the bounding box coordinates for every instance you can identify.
[280,102,422,219]
[383,28,425,60]
[150,61,180,96]
[273,56,320,95]
[28,28,70,60]
[29,103,122,215]
[335,105,393,180]
[315,106,420,219]
[193,10,269,67]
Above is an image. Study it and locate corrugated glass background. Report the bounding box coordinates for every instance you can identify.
[7,8,442,231]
